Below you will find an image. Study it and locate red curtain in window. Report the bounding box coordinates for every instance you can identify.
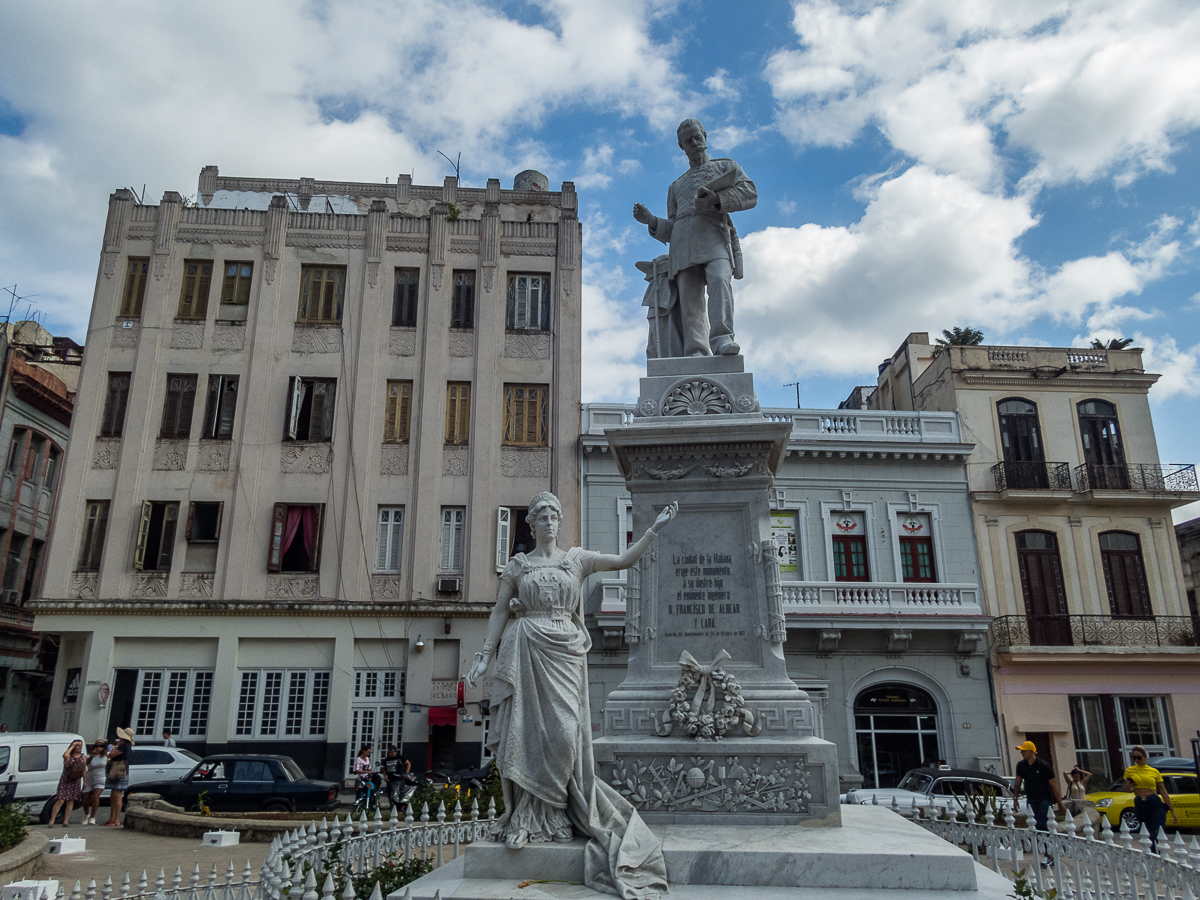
[281,506,318,561]
[428,707,458,727]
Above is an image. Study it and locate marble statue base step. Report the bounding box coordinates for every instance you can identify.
[398,806,1015,899]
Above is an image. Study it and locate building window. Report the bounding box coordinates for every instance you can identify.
[203,375,239,439]
[502,385,549,446]
[131,669,216,739]
[284,377,336,442]
[445,382,470,445]
[1069,695,1112,785]
[384,381,412,443]
[177,261,213,319]
[854,684,940,790]
[77,500,110,571]
[376,506,404,574]
[24,435,45,481]
[495,506,535,572]
[45,447,61,492]
[898,513,936,583]
[451,270,475,329]
[1118,696,1173,761]
[1079,399,1127,488]
[267,503,324,573]
[6,429,25,473]
[135,501,180,572]
[440,507,465,574]
[234,668,332,739]
[393,268,419,327]
[221,262,253,306]
[1099,531,1152,618]
[1015,530,1070,646]
[349,669,405,775]
[159,374,198,439]
[100,373,132,437]
[121,258,149,318]
[832,512,868,582]
[298,266,345,324]
[506,274,550,331]
[996,398,1047,488]
[186,502,223,542]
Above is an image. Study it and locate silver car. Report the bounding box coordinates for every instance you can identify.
[843,767,1017,814]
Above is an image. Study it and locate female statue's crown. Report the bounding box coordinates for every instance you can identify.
[527,491,561,519]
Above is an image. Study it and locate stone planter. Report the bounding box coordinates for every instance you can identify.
[0,831,49,881]
[122,794,313,843]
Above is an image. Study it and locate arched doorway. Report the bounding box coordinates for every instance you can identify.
[854,684,940,789]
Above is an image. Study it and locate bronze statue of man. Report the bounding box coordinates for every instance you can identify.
[634,118,757,357]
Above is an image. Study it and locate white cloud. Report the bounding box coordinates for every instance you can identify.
[1136,333,1200,400]
[580,208,647,402]
[776,197,797,216]
[704,69,740,100]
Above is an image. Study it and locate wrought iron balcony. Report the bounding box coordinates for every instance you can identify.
[1074,462,1198,492]
[992,461,1072,491]
[989,614,1198,649]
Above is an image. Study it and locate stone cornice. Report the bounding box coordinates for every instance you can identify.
[957,370,1160,391]
[28,598,494,617]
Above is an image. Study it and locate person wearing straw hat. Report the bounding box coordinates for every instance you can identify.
[103,727,135,826]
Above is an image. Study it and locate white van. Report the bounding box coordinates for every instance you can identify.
[0,732,86,819]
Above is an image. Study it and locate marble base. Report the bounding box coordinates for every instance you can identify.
[397,806,1014,899]
[635,355,759,418]
[591,735,841,826]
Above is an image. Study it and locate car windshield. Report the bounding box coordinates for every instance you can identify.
[281,759,305,781]
[896,773,933,793]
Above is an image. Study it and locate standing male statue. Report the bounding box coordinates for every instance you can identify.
[633,118,757,357]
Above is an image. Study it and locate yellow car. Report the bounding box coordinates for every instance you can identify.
[1087,772,1200,831]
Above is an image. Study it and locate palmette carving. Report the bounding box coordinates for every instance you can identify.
[112,321,139,348]
[443,446,468,476]
[448,330,475,357]
[380,444,409,475]
[92,438,121,470]
[265,575,319,599]
[610,755,812,814]
[179,573,214,599]
[370,576,404,600]
[152,441,188,471]
[500,448,549,477]
[132,573,169,599]
[281,443,332,474]
[389,328,416,356]
[211,323,246,351]
[662,379,733,416]
[292,325,342,353]
[504,332,550,359]
[197,441,231,472]
[71,573,98,599]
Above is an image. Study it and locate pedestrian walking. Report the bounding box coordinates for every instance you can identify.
[1013,740,1065,866]
[48,740,86,826]
[103,727,135,826]
[81,740,107,824]
[161,730,176,748]
[1123,745,1176,852]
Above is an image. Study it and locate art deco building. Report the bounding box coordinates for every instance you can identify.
[870,333,1199,781]
[32,167,581,779]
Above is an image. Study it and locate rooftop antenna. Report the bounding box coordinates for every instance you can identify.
[437,150,462,182]
[783,381,801,409]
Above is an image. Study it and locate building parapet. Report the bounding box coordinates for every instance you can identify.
[989,614,1198,649]
[951,344,1145,373]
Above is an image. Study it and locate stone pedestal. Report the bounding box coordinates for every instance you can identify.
[594,356,840,826]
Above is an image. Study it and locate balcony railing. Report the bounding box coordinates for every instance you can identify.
[1074,462,1198,492]
[991,461,1072,491]
[780,582,980,613]
[989,614,1198,649]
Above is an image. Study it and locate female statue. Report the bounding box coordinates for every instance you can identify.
[466,491,676,899]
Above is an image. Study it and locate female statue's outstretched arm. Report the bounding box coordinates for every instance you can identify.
[465,577,516,687]
[591,501,678,573]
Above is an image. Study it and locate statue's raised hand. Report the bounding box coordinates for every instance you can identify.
[633,203,655,226]
[652,501,679,533]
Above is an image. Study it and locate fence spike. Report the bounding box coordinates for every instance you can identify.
[172,866,183,891]
[1139,825,1154,856]
[871,793,878,806]
[243,859,253,883]
[388,804,398,831]
[100,876,112,900]
[487,796,496,821]
[1159,828,1174,864]
[470,797,479,822]
[319,816,329,845]
[301,868,318,900]
[190,863,201,892]
[1155,825,1169,857]
[320,873,335,900]
[368,885,383,900]
[69,881,81,900]
[340,878,355,900]
[330,815,342,844]
[374,805,383,833]
[421,802,430,824]
[890,795,899,813]
[119,873,130,899]
[154,870,165,893]
[85,878,96,900]
[437,800,446,824]
[223,861,234,886]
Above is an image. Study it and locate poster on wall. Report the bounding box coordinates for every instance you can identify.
[770,512,798,575]
[62,668,81,705]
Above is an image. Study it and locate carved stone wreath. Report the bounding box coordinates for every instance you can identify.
[655,650,761,740]
[662,379,733,416]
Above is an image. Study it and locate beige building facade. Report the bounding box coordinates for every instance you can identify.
[32,167,582,779]
[868,334,1199,782]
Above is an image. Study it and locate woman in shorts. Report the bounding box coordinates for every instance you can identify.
[81,741,108,825]
[103,727,134,826]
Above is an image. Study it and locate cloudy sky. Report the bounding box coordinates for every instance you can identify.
[2,0,1198,518]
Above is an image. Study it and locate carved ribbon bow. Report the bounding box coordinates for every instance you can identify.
[679,649,731,713]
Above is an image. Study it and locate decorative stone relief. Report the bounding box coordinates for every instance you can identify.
[92,438,121,470]
[389,328,417,356]
[448,330,475,357]
[736,395,758,413]
[500,448,549,478]
[70,572,98,599]
[632,463,693,481]
[179,573,214,599]
[609,754,812,815]
[662,379,733,416]
[112,321,139,348]
[443,446,468,476]
[500,241,557,257]
[386,237,426,253]
[212,323,246,352]
[281,443,332,474]
[292,325,343,353]
[381,444,409,476]
[170,321,205,349]
[504,332,551,359]
[132,572,169,599]
[638,399,658,417]
[370,576,404,600]
[654,650,761,740]
[197,440,231,472]
[266,575,320,599]
[152,440,188,471]
[705,462,753,478]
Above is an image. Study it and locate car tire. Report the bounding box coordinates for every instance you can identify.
[264,800,291,814]
[1119,809,1140,833]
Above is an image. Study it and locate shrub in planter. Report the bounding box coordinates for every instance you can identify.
[0,802,30,853]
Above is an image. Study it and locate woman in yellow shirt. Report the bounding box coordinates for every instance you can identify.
[1122,745,1177,852]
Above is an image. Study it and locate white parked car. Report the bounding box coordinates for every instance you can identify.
[842,767,1017,814]
[0,731,86,813]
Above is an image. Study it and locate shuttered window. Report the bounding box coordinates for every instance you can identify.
[121,258,149,317]
[284,377,336,442]
[502,384,549,446]
[203,375,238,439]
[100,373,131,437]
[1099,531,1152,618]
[506,274,550,331]
[266,503,323,573]
[376,507,404,573]
[78,500,110,571]
[160,374,198,439]
[445,382,470,445]
[298,266,345,324]
[177,261,213,319]
[451,271,474,329]
[134,501,180,572]
[393,268,419,327]
[384,381,412,443]
[440,507,465,574]
[221,262,253,305]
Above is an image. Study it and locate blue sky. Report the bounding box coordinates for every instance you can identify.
[1,0,1197,517]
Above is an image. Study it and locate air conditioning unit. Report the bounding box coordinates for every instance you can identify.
[437,577,461,594]
[0,590,18,606]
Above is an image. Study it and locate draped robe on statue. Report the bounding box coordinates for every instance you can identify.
[487,547,668,899]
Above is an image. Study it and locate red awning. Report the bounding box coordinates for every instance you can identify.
[428,706,458,727]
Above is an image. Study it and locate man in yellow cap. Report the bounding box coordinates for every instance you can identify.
[1012,740,1065,839]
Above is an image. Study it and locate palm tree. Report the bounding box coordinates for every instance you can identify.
[935,327,984,351]
[1090,338,1134,350]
